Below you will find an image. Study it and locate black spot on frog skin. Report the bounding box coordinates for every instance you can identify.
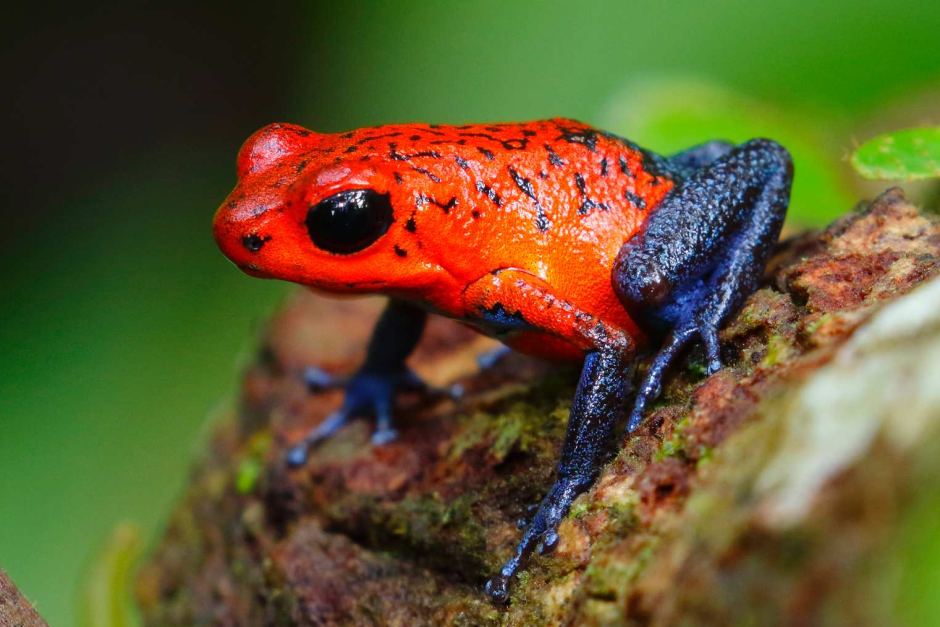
[345,145,357,153]
[416,194,458,214]
[501,138,529,150]
[508,166,550,232]
[476,181,503,207]
[555,124,598,152]
[242,234,271,253]
[471,210,481,219]
[389,143,442,161]
[574,172,587,194]
[405,215,417,232]
[480,302,530,335]
[355,131,402,145]
[624,189,647,209]
[545,143,565,167]
[455,156,471,170]
[574,172,608,215]
[394,245,408,257]
[522,129,536,137]
[410,166,442,183]
[409,134,422,141]
[619,155,631,176]
[477,147,496,160]
[394,173,404,185]
[600,157,608,176]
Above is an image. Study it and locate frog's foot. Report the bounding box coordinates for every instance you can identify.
[303,366,347,392]
[625,313,718,433]
[476,345,512,371]
[486,475,590,604]
[288,367,462,467]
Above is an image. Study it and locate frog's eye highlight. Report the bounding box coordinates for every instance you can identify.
[305,189,393,254]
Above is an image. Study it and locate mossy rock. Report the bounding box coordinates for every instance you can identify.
[137,189,940,625]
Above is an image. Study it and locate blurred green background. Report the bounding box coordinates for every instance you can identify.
[1,1,938,624]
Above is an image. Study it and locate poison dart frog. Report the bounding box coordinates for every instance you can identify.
[213,119,792,602]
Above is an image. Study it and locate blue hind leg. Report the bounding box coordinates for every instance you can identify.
[614,138,792,433]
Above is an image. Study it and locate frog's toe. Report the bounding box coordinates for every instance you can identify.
[371,427,399,446]
[477,345,512,370]
[303,366,346,392]
[484,575,511,605]
[285,443,311,468]
[285,410,351,467]
[699,322,723,375]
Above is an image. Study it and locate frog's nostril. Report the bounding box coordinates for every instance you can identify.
[242,234,271,253]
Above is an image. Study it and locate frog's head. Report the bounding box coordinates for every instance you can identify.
[214,123,442,296]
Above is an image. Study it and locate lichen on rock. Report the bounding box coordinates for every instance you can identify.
[137,189,940,625]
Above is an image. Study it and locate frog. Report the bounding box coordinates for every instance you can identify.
[213,118,792,603]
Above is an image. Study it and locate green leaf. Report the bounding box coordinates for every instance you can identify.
[852,127,940,181]
[79,523,142,627]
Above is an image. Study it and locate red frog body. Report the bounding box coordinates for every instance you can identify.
[216,119,673,360]
[214,118,792,602]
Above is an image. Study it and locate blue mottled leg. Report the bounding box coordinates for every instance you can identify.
[615,139,792,434]
[668,140,734,175]
[485,348,628,603]
[287,299,428,466]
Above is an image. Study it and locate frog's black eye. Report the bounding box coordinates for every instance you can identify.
[305,189,393,254]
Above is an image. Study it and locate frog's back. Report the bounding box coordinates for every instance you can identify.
[339,119,676,333]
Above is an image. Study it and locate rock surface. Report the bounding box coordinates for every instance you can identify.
[0,571,47,627]
[137,189,940,625]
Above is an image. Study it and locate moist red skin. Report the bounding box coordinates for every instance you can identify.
[214,118,674,361]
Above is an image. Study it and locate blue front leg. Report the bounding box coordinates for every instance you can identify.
[287,299,435,467]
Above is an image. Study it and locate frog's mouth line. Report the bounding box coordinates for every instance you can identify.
[236,263,266,277]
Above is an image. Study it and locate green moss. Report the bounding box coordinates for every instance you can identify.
[761,333,795,367]
[328,492,493,576]
[584,543,656,601]
[235,458,262,494]
[234,430,273,494]
[448,383,571,465]
[802,312,835,340]
[655,417,692,462]
[569,500,592,519]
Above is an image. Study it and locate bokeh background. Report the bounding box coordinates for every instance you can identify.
[1,1,938,624]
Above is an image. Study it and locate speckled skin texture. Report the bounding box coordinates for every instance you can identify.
[212,120,792,600]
